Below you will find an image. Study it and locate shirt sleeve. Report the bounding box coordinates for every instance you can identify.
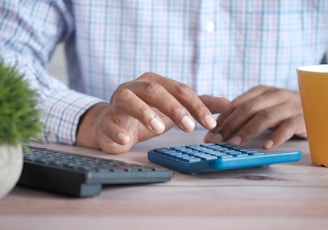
[0,0,105,144]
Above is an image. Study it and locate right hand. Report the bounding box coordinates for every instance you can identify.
[76,72,231,154]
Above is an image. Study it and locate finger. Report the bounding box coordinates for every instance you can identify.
[200,95,230,143]
[262,115,307,149]
[133,81,196,131]
[99,108,175,154]
[110,86,166,134]
[137,109,176,141]
[199,95,231,114]
[158,78,217,129]
[226,102,299,146]
[207,86,273,136]
[212,87,294,140]
[137,73,217,129]
[195,95,231,129]
[97,130,133,154]
[99,112,132,146]
[118,80,196,132]
[231,85,273,107]
[205,88,298,143]
[92,109,133,154]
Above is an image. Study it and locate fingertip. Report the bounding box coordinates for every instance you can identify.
[181,114,195,132]
[204,132,214,143]
[204,132,223,143]
[204,115,217,129]
[228,135,242,146]
[116,131,130,144]
[263,139,274,149]
[150,116,165,133]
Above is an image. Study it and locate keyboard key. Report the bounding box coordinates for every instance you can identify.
[18,146,173,197]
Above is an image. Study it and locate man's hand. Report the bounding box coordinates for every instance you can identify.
[77,72,230,154]
[204,85,307,149]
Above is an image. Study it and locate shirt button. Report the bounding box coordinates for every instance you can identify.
[204,21,215,32]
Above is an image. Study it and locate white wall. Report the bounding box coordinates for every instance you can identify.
[48,44,68,85]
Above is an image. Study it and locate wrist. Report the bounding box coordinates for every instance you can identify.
[76,102,108,149]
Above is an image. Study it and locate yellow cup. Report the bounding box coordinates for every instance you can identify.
[297,64,328,167]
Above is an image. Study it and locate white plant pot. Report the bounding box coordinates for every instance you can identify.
[0,144,23,198]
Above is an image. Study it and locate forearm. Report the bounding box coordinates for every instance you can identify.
[0,0,104,145]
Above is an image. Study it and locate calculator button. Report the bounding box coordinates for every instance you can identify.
[148,142,302,174]
[190,152,217,160]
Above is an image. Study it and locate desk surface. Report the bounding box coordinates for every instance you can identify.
[1,129,328,230]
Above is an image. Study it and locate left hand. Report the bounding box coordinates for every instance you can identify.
[204,85,307,149]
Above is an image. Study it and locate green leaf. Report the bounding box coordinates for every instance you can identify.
[0,60,43,147]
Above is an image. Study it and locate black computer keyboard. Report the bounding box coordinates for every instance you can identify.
[18,146,173,197]
[148,142,302,174]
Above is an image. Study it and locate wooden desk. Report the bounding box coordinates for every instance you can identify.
[1,129,328,230]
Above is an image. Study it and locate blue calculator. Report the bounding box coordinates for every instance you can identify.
[148,142,302,174]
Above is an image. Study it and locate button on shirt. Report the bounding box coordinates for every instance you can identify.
[1,0,328,144]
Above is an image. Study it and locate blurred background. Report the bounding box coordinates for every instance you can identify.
[48,44,68,85]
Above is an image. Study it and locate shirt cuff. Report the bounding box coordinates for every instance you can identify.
[40,89,106,144]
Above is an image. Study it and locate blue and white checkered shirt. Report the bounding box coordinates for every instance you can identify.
[1,0,328,145]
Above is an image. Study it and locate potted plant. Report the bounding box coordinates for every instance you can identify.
[0,60,43,198]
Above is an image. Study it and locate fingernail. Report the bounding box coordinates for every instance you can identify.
[150,116,165,132]
[264,140,274,149]
[204,115,217,129]
[228,136,242,145]
[181,115,195,131]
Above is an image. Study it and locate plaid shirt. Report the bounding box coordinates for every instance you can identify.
[1,0,328,144]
